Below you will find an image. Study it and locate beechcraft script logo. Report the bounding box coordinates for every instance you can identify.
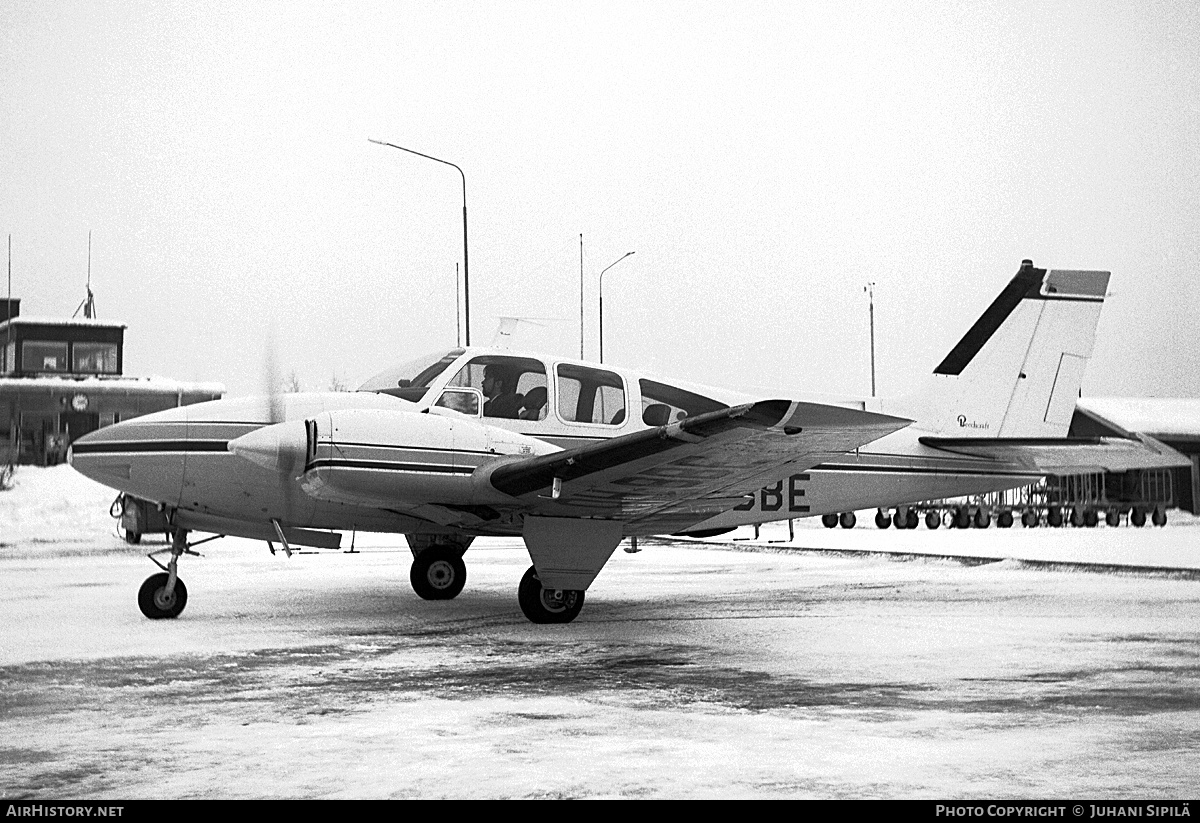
[957,415,990,430]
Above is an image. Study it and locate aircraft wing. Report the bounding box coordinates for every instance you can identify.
[485,400,910,533]
[918,434,1190,474]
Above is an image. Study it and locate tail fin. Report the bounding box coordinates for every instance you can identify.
[896,260,1109,438]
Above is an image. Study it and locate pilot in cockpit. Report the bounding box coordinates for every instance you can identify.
[482,364,524,419]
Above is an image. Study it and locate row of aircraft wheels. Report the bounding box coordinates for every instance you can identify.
[822,506,1170,530]
[136,534,584,624]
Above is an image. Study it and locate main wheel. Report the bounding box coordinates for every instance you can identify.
[1022,509,1038,528]
[891,510,906,529]
[875,510,891,529]
[822,513,839,529]
[1130,508,1147,527]
[905,510,918,530]
[973,509,990,529]
[839,511,857,529]
[138,572,188,619]
[1105,510,1121,527]
[410,545,467,600]
[925,511,941,530]
[1152,507,1167,527]
[517,565,584,624]
[997,511,1014,529]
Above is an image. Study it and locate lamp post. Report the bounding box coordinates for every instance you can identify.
[864,281,876,397]
[598,251,635,364]
[369,138,471,346]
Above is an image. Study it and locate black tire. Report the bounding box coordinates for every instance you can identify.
[517,565,584,624]
[997,511,1014,529]
[839,511,856,529]
[925,511,941,530]
[891,511,905,529]
[1047,509,1064,528]
[875,511,891,529]
[1070,507,1085,528]
[1152,508,1167,527]
[822,513,839,529]
[138,572,187,619]
[1084,509,1099,528]
[410,545,467,600]
[124,530,142,545]
[906,510,918,530]
[973,509,990,529]
[1131,508,1147,527]
[1105,510,1121,527]
[954,508,971,529]
[1022,510,1038,528]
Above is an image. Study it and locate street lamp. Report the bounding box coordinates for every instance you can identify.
[368,138,472,346]
[598,251,635,364]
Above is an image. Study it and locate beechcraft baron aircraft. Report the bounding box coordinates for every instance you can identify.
[69,260,1186,624]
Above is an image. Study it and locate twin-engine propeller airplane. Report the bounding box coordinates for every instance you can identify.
[69,260,1186,624]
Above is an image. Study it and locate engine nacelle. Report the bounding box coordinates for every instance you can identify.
[229,407,558,508]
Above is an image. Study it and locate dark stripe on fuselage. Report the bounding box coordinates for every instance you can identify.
[306,458,474,475]
[71,440,230,454]
[816,462,1039,479]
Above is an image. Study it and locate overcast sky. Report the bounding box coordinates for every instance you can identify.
[2,1,1197,400]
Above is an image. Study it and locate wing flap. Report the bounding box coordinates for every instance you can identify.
[919,434,1190,474]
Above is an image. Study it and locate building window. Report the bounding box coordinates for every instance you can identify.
[72,342,119,374]
[21,341,69,373]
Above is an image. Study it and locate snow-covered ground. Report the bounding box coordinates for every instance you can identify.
[1,466,1198,799]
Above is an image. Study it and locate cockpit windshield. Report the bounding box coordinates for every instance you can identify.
[358,349,464,401]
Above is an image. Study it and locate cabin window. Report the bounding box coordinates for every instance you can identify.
[556,364,626,425]
[446,356,548,420]
[21,341,68,373]
[2,341,13,374]
[638,379,729,425]
[72,342,119,374]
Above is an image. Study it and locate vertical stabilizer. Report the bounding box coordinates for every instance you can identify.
[894,260,1109,438]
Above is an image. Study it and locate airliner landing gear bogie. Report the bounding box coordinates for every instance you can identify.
[517,565,584,624]
[410,545,467,601]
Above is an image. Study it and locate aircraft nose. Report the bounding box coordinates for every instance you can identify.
[228,420,309,476]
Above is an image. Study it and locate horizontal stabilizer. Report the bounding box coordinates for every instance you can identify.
[919,434,1189,474]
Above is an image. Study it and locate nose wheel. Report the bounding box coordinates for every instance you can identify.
[138,572,188,619]
[517,565,585,624]
[410,545,467,600]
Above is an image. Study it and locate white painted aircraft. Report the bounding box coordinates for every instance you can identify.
[69,260,1186,624]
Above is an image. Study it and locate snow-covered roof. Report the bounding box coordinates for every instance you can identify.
[1078,397,1200,438]
[0,316,127,330]
[0,374,225,396]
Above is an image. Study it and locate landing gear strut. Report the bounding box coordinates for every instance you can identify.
[410,545,467,600]
[517,565,585,624]
[139,528,190,619]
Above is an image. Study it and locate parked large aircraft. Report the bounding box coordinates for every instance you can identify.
[69,260,1185,624]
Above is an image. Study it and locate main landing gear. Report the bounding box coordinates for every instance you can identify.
[409,545,467,600]
[517,565,585,624]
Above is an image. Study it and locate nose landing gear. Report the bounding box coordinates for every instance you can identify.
[139,527,198,619]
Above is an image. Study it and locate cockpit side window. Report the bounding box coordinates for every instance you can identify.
[557,364,626,425]
[446,355,548,420]
[638,379,728,425]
